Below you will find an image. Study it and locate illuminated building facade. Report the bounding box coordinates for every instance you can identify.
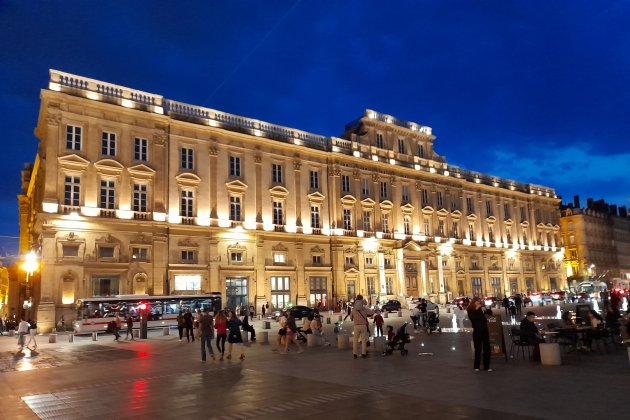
[20,70,564,331]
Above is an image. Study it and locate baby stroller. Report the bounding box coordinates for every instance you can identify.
[295,327,308,343]
[425,311,441,334]
[384,322,411,356]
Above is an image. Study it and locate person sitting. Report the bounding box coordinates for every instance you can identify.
[588,310,604,329]
[520,311,544,360]
[561,311,574,326]
[302,314,313,334]
[385,325,395,347]
[241,313,256,342]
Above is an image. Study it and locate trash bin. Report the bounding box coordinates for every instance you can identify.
[263,321,271,329]
[540,343,562,365]
[258,331,269,344]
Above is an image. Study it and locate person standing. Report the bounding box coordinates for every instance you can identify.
[502,296,510,316]
[351,295,373,358]
[199,308,215,362]
[467,297,491,372]
[17,318,30,351]
[183,310,195,342]
[125,315,135,340]
[373,310,384,337]
[226,311,245,360]
[283,311,303,354]
[0,317,4,336]
[113,314,122,341]
[214,310,228,360]
[261,304,266,318]
[514,295,523,316]
[176,311,185,341]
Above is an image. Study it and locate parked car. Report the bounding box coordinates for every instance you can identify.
[483,296,500,308]
[380,300,402,312]
[550,291,566,301]
[272,305,315,320]
[451,296,470,308]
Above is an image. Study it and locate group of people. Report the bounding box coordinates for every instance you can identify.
[180,308,249,361]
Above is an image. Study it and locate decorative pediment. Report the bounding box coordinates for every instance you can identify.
[504,218,514,226]
[520,220,530,227]
[456,269,466,275]
[344,246,358,254]
[94,159,124,176]
[227,242,247,251]
[178,238,199,248]
[307,191,325,203]
[62,269,78,282]
[451,210,462,218]
[128,164,156,179]
[402,241,423,252]
[467,213,478,221]
[130,234,152,245]
[345,267,360,274]
[310,245,325,254]
[545,223,554,229]
[340,195,357,205]
[537,222,547,229]
[62,232,82,242]
[269,185,289,199]
[437,208,450,217]
[422,206,435,214]
[176,172,201,187]
[272,243,288,252]
[96,234,120,244]
[380,200,394,211]
[360,198,376,208]
[58,154,89,172]
[401,203,415,214]
[226,179,248,193]
[552,224,560,231]
[486,216,496,223]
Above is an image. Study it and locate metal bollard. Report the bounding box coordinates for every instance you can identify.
[92,331,98,341]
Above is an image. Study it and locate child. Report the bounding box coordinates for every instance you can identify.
[386,325,395,344]
[373,311,384,337]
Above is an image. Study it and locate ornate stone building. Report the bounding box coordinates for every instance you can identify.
[19,70,565,331]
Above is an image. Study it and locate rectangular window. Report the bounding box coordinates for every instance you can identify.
[382,213,389,233]
[367,277,376,295]
[376,132,384,148]
[181,250,195,262]
[174,274,201,291]
[467,197,474,214]
[471,277,482,297]
[345,256,355,266]
[131,247,148,261]
[341,175,350,193]
[62,244,79,258]
[491,277,501,297]
[422,189,429,206]
[309,170,319,190]
[99,180,115,209]
[361,178,370,196]
[343,208,352,230]
[230,252,243,263]
[397,138,405,154]
[417,144,424,158]
[521,206,527,222]
[486,200,493,216]
[452,221,459,238]
[180,190,194,217]
[273,253,286,264]
[271,276,290,309]
[363,211,371,231]
[66,125,82,150]
[133,184,147,212]
[181,147,193,170]
[272,163,283,184]
[101,131,116,156]
[402,185,409,202]
[424,218,430,235]
[438,220,445,236]
[64,176,80,206]
[92,276,120,297]
[504,203,510,219]
[404,217,411,235]
[365,257,374,266]
[385,277,393,294]
[380,182,388,199]
[229,156,241,177]
[134,137,148,161]
[310,206,320,228]
[488,226,495,242]
[230,196,241,221]
[312,255,322,264]
[468,223,475,240]
[437,192,444,208]
[273,201,283,225]
[98,246,115,259]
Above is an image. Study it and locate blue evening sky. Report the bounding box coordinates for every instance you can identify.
[1,0,629,257]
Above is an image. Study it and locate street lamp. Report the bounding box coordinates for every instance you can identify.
[20,251,39,320]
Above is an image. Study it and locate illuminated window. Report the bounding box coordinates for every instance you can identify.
[102,131,116,157]
[273,253,286,264]
[230,195,241,221]
[343,208,352,230]
[309,170,319,190]
[64,176,80,206]
[181,147,193,170]
[134,137,148,161]
[66,125,82,150]
[131,247,148,261]
[272,163,283,184]
[273,201,284,225]
[404,216,412,235]
[99,179,115,209]
[375,132,384,148]
[382,213,389,233]
[452,222,459,238]
[437,220,444,236]
[133,184,147,212]
[341,175,350,193]
[424,218,431,235]
[229,156,241,177]
[174,274,201,291]
[180,190,194,217]
[310,206,320,229]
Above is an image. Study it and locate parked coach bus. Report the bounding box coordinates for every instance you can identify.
[73,293,222,333]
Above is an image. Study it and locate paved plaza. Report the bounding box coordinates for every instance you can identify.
[0,309,627,420]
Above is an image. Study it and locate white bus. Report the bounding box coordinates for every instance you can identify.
[73,293,222,333]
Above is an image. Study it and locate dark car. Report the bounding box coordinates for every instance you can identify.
[380,300,402,312]
[451,296,470,308]
[273,305,315,320]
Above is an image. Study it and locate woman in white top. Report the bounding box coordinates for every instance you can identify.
[25,320,37,350]
[17,319,30,350]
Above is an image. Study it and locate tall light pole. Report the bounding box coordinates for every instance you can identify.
[20,251,39,320]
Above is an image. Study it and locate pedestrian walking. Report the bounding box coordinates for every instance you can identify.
[373,310,384,337]
[351,295,373,358]
[176,311,185,341]
[226,311,245,360]
[17,318,29,351]
[199,308,215,362]
[214,310,227,360]
[184,310,195,342]
[467,297,491,372]
[125,315,135,340]
[514,295,523,315]
[502,296,510,316]
[26,319,38,350]
[283,311,303,354]
[261,303,266,318]
[113,314,122,341]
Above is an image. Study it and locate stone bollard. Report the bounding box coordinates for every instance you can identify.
[241,330,249,343]
[263,321,271,330]
[337,315,343,322]
[92,331,98,341]
[163,327,170,336]
[397,310,402,317]
[52,328,57,334]
[337,334,349,350]
[8,330,15,337]
[258,315,262,320]
[540,343,562,365]
[307,334,317,347]
[383,312,389,319]
[49,334,57,343]
[68,334,74,343]
[258,331,269,344]
[133,329,140,338]
[373,336,386,352]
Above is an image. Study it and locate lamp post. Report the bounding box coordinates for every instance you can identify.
[20,251,39,320]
